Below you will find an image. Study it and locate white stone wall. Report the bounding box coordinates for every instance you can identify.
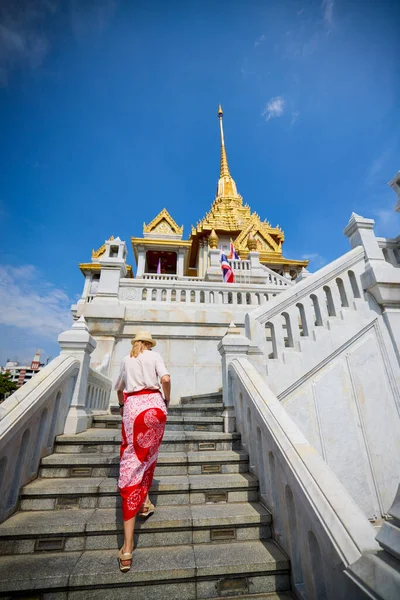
[106,303,254,404]
[281,321,400,520]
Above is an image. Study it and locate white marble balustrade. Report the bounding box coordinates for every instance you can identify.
[115,279,288,306]
[86,368,112,415]
[226,357,378,600]
[0,355,80,522]
[246,246,366,360]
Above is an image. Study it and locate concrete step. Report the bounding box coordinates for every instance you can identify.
[19,473,259,511]
[92,414,224,433]
[0,502,271,554]
[39,450,250,478]
[199,594,294,600]
[55,429,241,454]
[0,540,290,598]
[181,391,223,405]
[168,403,224,417]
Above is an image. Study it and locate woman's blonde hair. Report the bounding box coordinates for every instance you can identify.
[130,340,152,358]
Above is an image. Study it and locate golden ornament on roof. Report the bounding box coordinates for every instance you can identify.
[247,233,257,251]
[208,229,218,249]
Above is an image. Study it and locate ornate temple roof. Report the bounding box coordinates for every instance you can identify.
[188,106,306,269]
[143,208,183,237]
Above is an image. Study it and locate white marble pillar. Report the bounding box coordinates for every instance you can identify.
[177,248,185,278]
[58,317,96,434]
[136,246,146,278]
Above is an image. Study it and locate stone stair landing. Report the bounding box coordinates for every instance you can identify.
[0,392,293,599]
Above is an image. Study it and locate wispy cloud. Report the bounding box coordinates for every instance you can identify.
[254,34,266,48]
[262,96,285,121]
[0,0,118,85]
[0,0,57,86]
[366,149,393,187]
[371,206,400,238]
[291,111,300,125]
[322,0,334,25]
[70,0,118,40]
[301,253,327,270]
[0,264,72,338]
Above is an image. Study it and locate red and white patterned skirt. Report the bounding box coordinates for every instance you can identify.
[118,389,167,521]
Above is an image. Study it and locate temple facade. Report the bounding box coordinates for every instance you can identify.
[73,107,308,404]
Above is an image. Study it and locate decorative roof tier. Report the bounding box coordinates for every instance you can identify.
[143,208,183,238]
[190,106,289,264]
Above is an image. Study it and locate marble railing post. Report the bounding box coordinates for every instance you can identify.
[58,317,97,434]
[247,251,268,285]
[347,484,400,597]
[345,213,400,365]
[205,248,223,281]
[218,323,250,432]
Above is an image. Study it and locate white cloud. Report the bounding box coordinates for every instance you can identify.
[254,34,266,48]
[291,111,300,125]
[371,206,400,238]
[301,253,327,270]
[70,0,118,40]
[322,0,334,25]
[0,0,56,86]
[0,264,72,339]
[0,0,118,85]
[262,96,285,121]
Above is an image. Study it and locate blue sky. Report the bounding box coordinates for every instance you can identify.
[0,0,399,365]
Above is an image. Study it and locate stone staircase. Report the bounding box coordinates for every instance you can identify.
[0,392,293,600]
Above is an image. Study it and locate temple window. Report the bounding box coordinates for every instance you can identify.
[109,245,119,258]
[145,250,177,274]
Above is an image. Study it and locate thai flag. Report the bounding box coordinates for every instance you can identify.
[229,241,239,260]
[157,258,161,274]
[220,252,235,283]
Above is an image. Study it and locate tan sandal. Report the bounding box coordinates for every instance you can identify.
[139,501,155,518]
[118,548,133,572]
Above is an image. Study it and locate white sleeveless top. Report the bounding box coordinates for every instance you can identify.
[114,350,169,393]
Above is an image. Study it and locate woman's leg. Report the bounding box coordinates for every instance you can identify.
[121,516,135,565]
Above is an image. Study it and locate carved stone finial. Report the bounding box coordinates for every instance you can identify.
[247,233,257,251]
[209,229,219,249]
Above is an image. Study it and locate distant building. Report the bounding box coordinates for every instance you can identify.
[3,350,43,387]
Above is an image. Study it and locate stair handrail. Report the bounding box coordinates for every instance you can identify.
[228,356,379,598]
[249,246,365,325]
[258,262,295,286]
[0,355,80,522]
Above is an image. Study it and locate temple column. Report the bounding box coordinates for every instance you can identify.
[177,248,185,278]
[136,245,146,278]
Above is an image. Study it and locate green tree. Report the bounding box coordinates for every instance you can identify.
[0,372,18,402]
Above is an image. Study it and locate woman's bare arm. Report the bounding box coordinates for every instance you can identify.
[118,390,124,416]
[161,375,171,407]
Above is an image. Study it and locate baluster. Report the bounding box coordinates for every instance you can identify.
[315,289,330,325]
[269,315,286,360]
[166,289,172,302]
[287,307,303,348]
[301,298,316,337]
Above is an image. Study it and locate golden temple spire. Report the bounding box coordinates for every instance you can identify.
[218,104,231,178]
[216,105,239,199]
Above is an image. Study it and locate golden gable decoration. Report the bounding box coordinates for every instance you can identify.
[92,236,114,259]
[234,216,284,255]
[143,208,183,236]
